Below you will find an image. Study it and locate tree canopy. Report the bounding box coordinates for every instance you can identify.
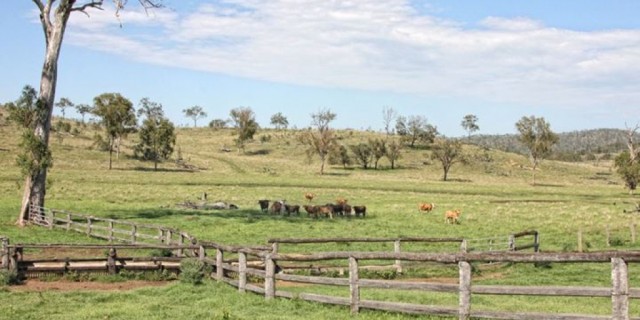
[183,105,207,127]
[229,107,259,153]
[92,93,137,169]
[515,115,559,185]
[299,109,337,174]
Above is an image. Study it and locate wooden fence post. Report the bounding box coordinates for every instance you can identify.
[606,226,611,247]
[108,221,114,243]
[66,212,71,231]
[460,239,468,253]
[166,230,173,246]
[264,254,276,300]
[178,234,185,257]
[158,228,164,244]
[534,231,540,252]
[49,210,55,229]
[199,245,206,262]
[630,223,637,244]
[86,217,92,236]
[611,257,629,320]
[394,240,402,273]
[459,261,472,320]
[107,248,117,275]
[578,230,583,253]
[508,235,515,251]
[349,256,360,315]
[131,225,137,244]
[216,249,224,281]
[238,252,247,293]
[271,242,279,254]
[1,237,9,270]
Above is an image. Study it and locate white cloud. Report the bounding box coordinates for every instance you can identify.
[64,0,640,111]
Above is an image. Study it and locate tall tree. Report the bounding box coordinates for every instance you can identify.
[92,93,137,170]
[270,112,289,131]
[183,105,207,127]
[74,103,92,123]
[134,116,176,171]
[461,114,479,140]
[431,138,465,181]
[382,106,396,136]
[18,0,162,226]
[350,143,373,169]
[329,144,351,169]
[55,97,73,119]
[229,107,259,153]
[137,97,164,121]
[298,109,337,175]
[385,139,403,169]
[515,115,559,185]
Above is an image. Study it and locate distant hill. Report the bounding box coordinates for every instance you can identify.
[468,128,639,161]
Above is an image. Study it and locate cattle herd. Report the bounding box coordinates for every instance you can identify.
[255,194,460,223]
[258,195,366,219]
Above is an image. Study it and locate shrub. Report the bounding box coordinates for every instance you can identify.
[0,269,21,286]
[180,258,211,285]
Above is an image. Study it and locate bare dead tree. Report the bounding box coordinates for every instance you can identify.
[18,0,162,226]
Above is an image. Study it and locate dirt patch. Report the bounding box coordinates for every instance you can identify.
[8,279,174,292]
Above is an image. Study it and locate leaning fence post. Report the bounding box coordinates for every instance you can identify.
[264,254,276,300]
[611,257,630,320]
[216,248,224,281]
[1,237,9,270]
[394,240,402,273]
[238,252,247,293]
[349,256,360,315]
[459,261,472,320]
[107,248,117,275]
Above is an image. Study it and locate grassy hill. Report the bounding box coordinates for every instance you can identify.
[0,116,638,319]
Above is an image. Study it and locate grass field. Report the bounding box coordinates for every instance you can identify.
[0,117,639,319]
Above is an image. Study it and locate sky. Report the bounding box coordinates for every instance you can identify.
[2,0,640,136]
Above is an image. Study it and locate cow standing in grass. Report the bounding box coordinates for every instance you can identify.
[258,200,270,212]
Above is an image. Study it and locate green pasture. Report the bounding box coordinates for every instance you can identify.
[0,120,639,319]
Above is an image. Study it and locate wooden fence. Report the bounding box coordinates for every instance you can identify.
[209,246,640,320]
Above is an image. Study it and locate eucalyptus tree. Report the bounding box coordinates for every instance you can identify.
[270,112,289,131]
[92,93,137,170]
[515,115,559,185]
[461,114,479,140]
[55,97,73,119]
[299,109,337,175]
[229,107,259,153]
[18,0,162,226]
[74,104,92,123]
[183,105,207,127]
[431,138,465,181]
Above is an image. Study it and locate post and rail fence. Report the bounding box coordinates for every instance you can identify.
[19,205,639,320]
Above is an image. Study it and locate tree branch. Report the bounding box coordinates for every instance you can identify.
[70,0,104,15]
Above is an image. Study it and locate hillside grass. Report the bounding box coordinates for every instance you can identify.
[0,117,638,319]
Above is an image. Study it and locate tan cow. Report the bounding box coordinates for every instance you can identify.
[419,202,435,212]
[444,209,461,224]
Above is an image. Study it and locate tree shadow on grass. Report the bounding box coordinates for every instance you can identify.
[113,167,198,173]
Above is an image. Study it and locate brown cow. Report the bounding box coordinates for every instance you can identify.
[353,205,366,217]
[444,209,461,224]
[303,205,318,218]
[419,202,435,212]
[284,204,300,216]
[316,205,334,219]
[270,200,285,214]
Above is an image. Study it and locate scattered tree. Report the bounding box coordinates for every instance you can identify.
[396,115,437,147]
[385,139,403,169]
[183,105,207,127]
[229,107,259,153]
[329,144,351,169]
[75,104,92,124]
[614,125,640,194]
[270,112,289,131]
[18,0,162,225]
[350,143,373,169]
[382,106,396,136]
[431,138,465,181]
[208,119,228,130]
[134,116,176,171]
[55,97,73,119]
[137,97,164,121]
[369,138,387,169]
[515,115,559,185]
[92,93,137,170]
[461,114,479,140]
[298,109,337,174]
[6,85,38,128]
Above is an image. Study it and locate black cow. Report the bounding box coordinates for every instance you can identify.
[258,199,270,212]
[353,205,366,217]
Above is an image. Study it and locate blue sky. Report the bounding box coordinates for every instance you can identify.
[2,1,640,136]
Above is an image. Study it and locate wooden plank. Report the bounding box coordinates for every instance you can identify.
[267,237,464,244]
[470,309,610,320]
[472,285,613,297]
[275,273,349,286]
[359,300,457,316]
[239,252,247,293]
[359,279,458,292]
[297,293,350,306]
[264,255,275,300]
